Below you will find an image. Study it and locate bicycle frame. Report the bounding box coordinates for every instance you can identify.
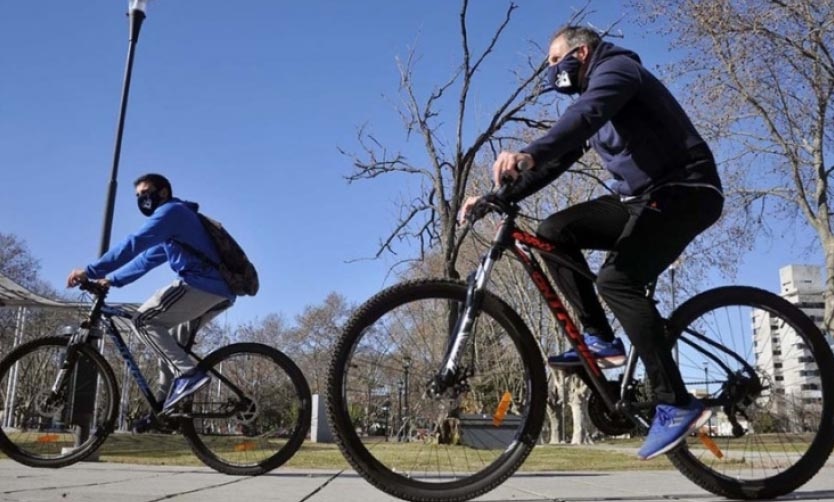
[55,284,249,421]
[437,204,650,429]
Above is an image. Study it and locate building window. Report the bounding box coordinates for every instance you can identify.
[801,383,820,391]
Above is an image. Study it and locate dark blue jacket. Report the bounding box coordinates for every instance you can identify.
[520,42,720,196]
[85,198,235,300]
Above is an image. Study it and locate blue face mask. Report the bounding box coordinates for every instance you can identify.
[547,48,583,95]
[137,190,162,216]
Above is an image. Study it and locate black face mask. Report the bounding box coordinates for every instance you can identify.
[137,190,163,216]
[547,48,583,95]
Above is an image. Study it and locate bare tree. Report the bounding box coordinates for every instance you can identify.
[287,293,352,395]
[341,2,607,280]
[631,0,834,328]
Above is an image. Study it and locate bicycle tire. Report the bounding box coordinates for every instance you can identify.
[180,342,312,475]
[665,286,834,499]
[0,336,118,468]
[327,279,547,502]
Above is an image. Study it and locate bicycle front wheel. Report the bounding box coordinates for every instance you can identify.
[179,342,311,475]
[666,286,834,499]
[327,279,547,502]
[0,336,118,467]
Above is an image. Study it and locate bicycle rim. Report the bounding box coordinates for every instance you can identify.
[180,343,311,475]
[667,286,834,499]
[0,337,117,467]
[328,279,546,502]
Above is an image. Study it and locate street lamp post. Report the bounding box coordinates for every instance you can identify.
[396,379,403,441]
[72,0,149,448]
[99,0,147,252]
[704,363,712,435]
[670,263,679,364]
[402,356,411,442]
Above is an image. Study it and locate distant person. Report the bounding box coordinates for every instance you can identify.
[461,26,723,460]
[67,174,235,427]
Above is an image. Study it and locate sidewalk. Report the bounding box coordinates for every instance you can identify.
[2,460,834,502]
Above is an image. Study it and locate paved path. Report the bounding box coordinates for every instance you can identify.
[2,460,834,502]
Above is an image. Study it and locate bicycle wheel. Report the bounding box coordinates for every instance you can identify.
[665,286,834,499]
[327,279,547,502]
[179,342,311,475]
[0,336,118,467]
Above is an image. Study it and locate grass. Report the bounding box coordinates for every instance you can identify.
[0,432,676,471]
[1,431,816,472]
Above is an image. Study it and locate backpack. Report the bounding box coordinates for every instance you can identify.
[178,213,260,296]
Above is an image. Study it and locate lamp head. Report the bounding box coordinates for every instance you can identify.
[129,0,148,13]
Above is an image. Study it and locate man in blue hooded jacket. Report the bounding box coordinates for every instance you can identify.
[461,26,723,459]
[67,173,235,419]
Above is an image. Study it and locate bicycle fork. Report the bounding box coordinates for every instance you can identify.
[430,249,500,397]
[49,328,95,399]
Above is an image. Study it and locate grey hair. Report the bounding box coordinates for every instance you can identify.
[551,25,602,51]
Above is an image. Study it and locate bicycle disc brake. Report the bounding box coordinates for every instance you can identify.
[34,389,65,419]
[233,398,259,426]
[427,365,473,399]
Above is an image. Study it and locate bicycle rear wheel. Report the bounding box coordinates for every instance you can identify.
[179,342,311,475]
[0,336,118,467]
[327,279,547,502]
[666,286,834,499]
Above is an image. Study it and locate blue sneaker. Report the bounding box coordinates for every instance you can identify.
[637,400,712,460]
[548,334,626,368]
[162,370,210,412]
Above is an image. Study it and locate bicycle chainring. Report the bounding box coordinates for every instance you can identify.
[587,387,635,436]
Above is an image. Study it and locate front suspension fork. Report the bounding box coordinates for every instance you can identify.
[432,252,499,395]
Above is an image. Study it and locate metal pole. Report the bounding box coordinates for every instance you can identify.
[670,265,679,364]
[403,357,411,442]
[3,307,26,429]
[74,2,147,448]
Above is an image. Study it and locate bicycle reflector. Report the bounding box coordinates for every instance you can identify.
[493,391,513,427]
[698,430,724,459]
[234,441,257,452]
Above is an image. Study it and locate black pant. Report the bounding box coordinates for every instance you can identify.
[537,185,724,405]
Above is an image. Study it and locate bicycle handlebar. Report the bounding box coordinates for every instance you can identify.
[79,279,110,297]
[466,175,519,225]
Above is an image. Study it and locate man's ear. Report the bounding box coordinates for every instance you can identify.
[160,187,171,200]
[577,44,591,63]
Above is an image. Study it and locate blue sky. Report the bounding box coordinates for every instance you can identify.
[1,0,820,326]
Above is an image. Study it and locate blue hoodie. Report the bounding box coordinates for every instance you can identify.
[85,198,235,301]
[521,42,721,196]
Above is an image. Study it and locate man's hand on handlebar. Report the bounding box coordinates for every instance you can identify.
[492,151,534,187]
[458,195,483,224]
[66,269,110,290]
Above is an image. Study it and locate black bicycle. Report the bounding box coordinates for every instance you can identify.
[327,192,834,502]
[0,280,311,475]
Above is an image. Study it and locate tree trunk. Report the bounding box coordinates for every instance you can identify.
[569,378,591,444]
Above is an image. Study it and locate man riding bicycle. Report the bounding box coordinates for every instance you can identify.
[67,173,235,422]
[461,26,723,460]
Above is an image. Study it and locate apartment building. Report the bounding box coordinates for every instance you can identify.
[752,265,825,411]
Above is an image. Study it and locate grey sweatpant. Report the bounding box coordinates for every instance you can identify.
[133,280,231,401]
